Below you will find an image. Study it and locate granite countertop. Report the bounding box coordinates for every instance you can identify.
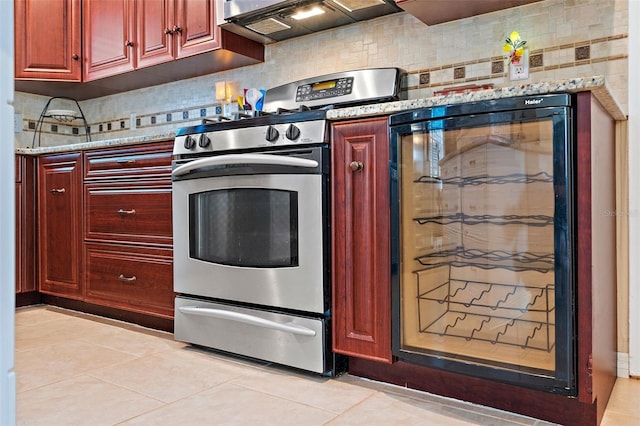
[327,75,627,122]
[16,76,625,156]
[15,132,177,156]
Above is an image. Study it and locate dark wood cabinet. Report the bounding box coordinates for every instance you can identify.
[15,156,37,296]
[84,181,173,247]
[395,0,542,26]
[15,0,263,100]
[83,0,136,81]
[14,0,82,81]
[83,140,173,180]
[138,0,220,69]
[35,142,174,325]
[331,116,393,363]
[85,0,221,81]
[136,0,174,69]
[83,141,174,319]
[85,243,174,318]
[37,153,83,299]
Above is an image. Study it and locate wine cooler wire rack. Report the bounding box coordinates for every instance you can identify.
[416,274,556,352]
[414,171,553,186]
[410,171,556,352]
[414,213,553,227]
[415,246,554,273]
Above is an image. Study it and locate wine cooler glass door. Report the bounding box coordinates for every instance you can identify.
[390,105,574,394]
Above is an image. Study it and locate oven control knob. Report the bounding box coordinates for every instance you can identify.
[266,125,279,142]
[286,124,301,140]
[198,134,210,148]
[183,135,196,150]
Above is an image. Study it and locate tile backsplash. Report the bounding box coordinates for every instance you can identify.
[14,0,628,148]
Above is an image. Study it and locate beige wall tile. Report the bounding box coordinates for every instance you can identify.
[14,0,628,149]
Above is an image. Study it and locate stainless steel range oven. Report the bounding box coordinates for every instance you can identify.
[172,68,404,375]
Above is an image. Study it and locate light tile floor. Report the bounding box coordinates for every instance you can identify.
[13,305,640,426]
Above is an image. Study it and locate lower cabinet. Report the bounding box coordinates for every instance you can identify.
[85,243,174,318]
[82,141,174,319]
[37,153,83,299]
[15,155,37,297]
[35,142,174,323]
[331,116,392,363]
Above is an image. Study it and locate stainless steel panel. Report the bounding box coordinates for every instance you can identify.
[223,0,285,20]
[175,296,328,374]
[263,68,403,111]
[172,173,326,313]
[222,0,401,43]
[172,119,326,157]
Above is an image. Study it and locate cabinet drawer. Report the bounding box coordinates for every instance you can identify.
[85,182,172,246]
[84,142,172,180]
[85,243,174,318]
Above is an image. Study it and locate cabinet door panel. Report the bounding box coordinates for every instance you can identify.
[15,156,37,294]
[38,154,83,299]
[15,183,22,293]
[85,182,173,246]
[137,0,174,69]
[332,117,392,363]
[15,0,81,81]
[84,0,136,81]
[84,142,173,180]
[85,243,174,318]
[175,0,220,58]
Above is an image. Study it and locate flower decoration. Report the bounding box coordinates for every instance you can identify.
[503,31,527,65]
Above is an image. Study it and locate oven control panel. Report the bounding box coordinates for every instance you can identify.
[295,77,353,102]
[173,119,327,156]
[264,67,405,112]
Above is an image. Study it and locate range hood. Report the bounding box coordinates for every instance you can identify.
[222,0,402,43]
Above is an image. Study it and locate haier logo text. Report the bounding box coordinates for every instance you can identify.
[525,98,544,105]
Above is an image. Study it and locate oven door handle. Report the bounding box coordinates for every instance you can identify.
[177,306,317,337]
[172,154,319,177]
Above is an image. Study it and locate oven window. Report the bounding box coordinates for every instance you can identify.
[189,188,299,268]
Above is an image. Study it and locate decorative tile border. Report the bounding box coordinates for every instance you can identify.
[25,102,225,139]
[407,34,628,91]
[18,33,628,143]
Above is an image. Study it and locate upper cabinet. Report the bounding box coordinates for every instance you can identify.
[396,0,542,26]
[14,0,264,100]
[83,0,136,81]
[85,0,221,81]
[173,0,220,59]
[15,0,82,81]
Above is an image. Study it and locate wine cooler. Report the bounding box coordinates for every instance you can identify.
[389,94,575,393]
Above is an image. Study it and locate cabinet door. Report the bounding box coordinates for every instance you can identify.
[331,117,392,363]
[14,0,81,81]
[174,0,220,59]
[15,156,36,294]
[137,0,175,69]
[84,0,136,81]
[38,153,83,299]
[15,181,22,293]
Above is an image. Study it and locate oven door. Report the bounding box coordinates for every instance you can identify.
[172,147,328,314]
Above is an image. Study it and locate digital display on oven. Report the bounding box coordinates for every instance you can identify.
[296,77,353,102]
[311,80,337,91]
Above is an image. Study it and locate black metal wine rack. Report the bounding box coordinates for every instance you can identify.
[416,274,556,352]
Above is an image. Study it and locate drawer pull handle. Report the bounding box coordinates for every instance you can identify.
[50,188,66,193]
[116,159,136,164]
[118,274,137,283]
[117,209,136,216]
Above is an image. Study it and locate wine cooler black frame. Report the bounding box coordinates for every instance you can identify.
[389,94,576,394]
